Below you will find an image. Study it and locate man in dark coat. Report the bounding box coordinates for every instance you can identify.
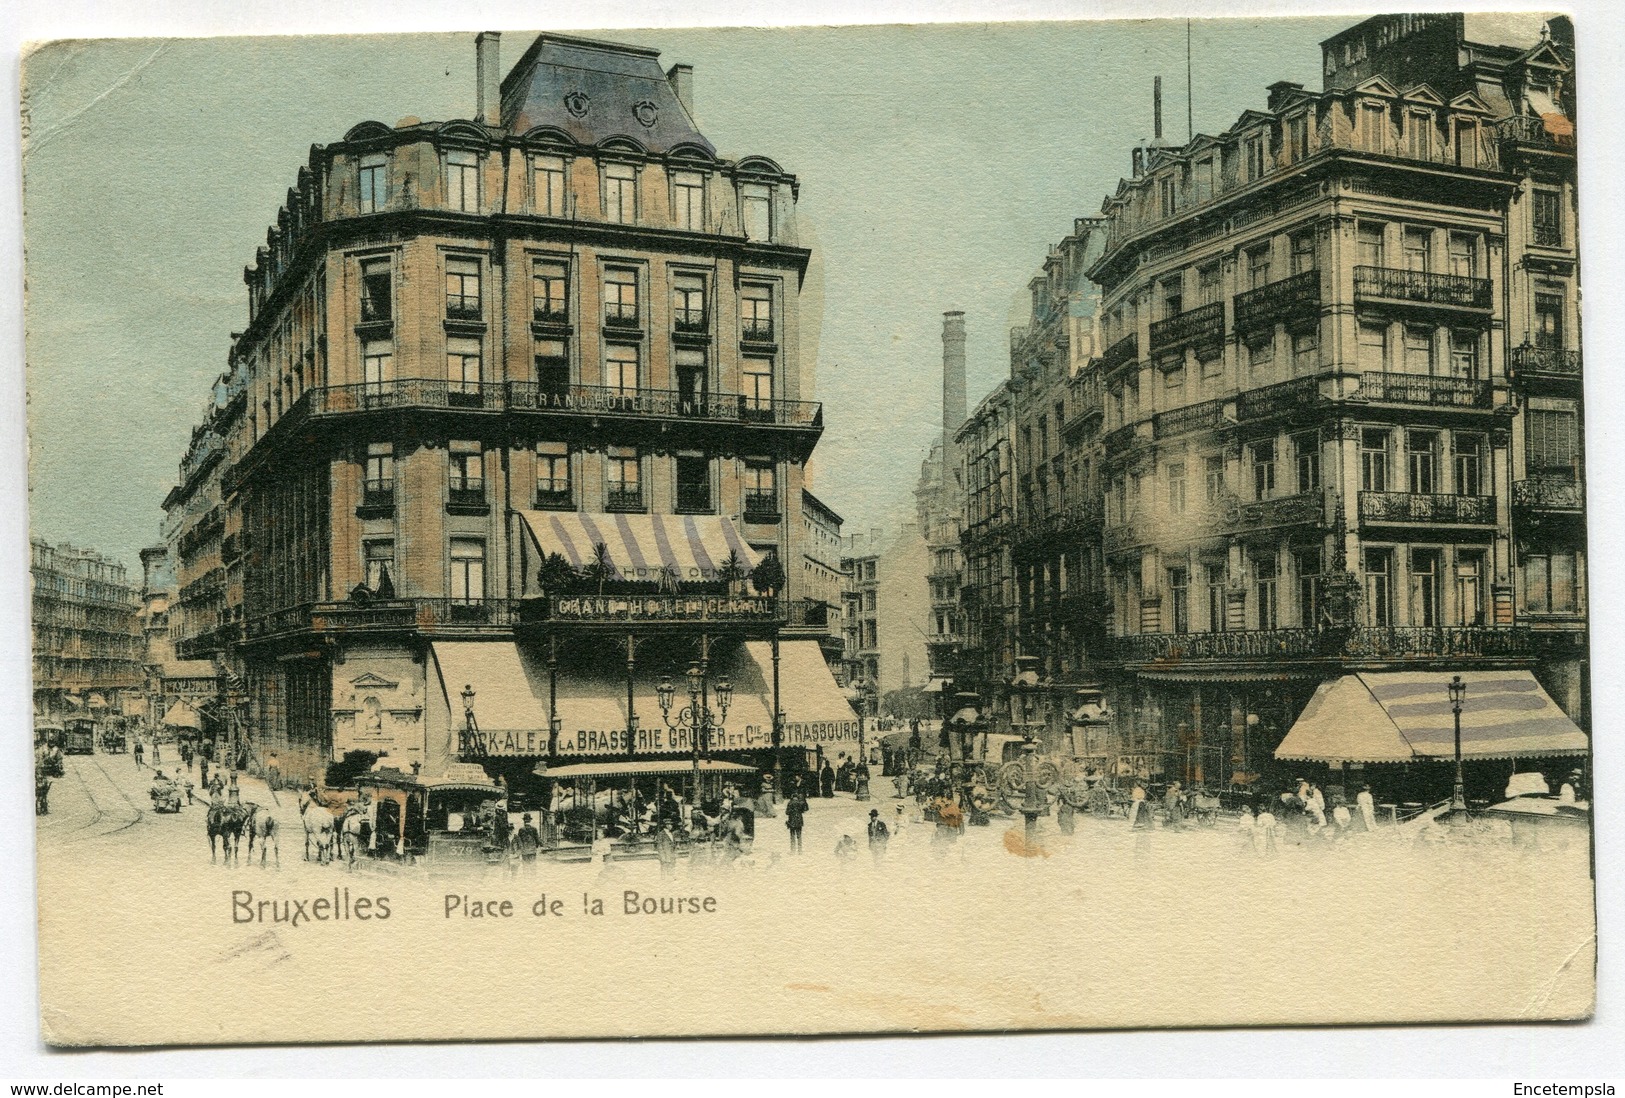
[819,761,836,799]
[785,789,808,853]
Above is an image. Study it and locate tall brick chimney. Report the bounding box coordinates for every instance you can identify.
[476,32,502,127]
[941,311,967,477]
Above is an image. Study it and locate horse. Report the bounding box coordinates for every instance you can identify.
[206,800,248,865]
[298,793,336,865]
[243,802,281,868]
[337,808,371,867]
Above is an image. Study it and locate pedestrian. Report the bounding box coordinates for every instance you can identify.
[199,757,209,790]
[1305,783,1328,832]
[511,813,541,874]
[1163,781,1185,830]
[184,779,195,806]
[35,769,51,816]
[266,751,280,790]
[1126,778,1148,829]
[819,760,836,799]
[227,770,240,804]
[785,788,808,854]
[1560,769,1583,804]
[133,740,145,769]
[865,808,890,862]
[855,759,872,801]
[1057,797,1076,835]
[151,740,161,765]
[1254,803,1278,857]
[1235,804,1256,851]
[1356,783,1377,832]
[834,834,858,861]
[655,821,678,876]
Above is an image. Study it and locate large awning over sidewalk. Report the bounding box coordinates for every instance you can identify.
[514,510,762,589]
[1275,671,1589,764]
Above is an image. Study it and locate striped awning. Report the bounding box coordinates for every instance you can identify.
[1276,671,1589,764]
[516,511,761,589]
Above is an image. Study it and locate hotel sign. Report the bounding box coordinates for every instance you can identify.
[473,719,863,757]
[548,595,778,623]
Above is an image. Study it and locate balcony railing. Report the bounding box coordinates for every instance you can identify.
[1102,423,1140,454]
[1512,474,1583,512]
[533,486,573,511]
[1101,332,1138,375]
[1359,491,1494,525]
[783,599,831,629]
[315,378,508,414]
[1497,114,1576,152]
[448,482,487,509]
[1234,269,1319,336]
[361,480,394,510]
[1153,398,1226,439]
[605,487,645,513]
[1237,375,1324,421]
[604,302,640,328]
[505,382,822,428]
[533,305,569,326]
[675,482,713,514]
[445,296,482,322]
[673,308,708,334]
[1115,624,1533,663]
[245,599,521,640]
[741,317,774,343]
[1148,300,1225,355]
[1353,265,1493,311]
[1358,372,1491,409]
[743,490,781,523]
[1511,344,1581,378]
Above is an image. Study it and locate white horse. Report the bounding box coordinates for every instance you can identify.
[337,808,371,867]
[298,793,336,864]
[243,802,281,868]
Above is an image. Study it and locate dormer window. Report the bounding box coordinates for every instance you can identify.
[740,183,772,242]
[359,154,386,214]
[1158,176,1177,218]
[1406,109,1433,160]
[533,155,568,217]
[672,170,706,231]
[1453,118,1479,168]
[1287,114,1309,161]
[1244,134,1266,181]
[1359,102,1388,152]
[603,162,637,224]
[1194,157,1215,204]
[445,149,479,213]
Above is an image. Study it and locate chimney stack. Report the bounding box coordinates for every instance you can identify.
[476,32,502,127]
[1153,75,1163,141]
[666,63,695,121]
[941,311,967,483]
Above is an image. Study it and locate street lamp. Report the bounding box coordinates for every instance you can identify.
[1447,674,1467,812]
[998,729,1063,852]
[460,684,479,757]
[657,658,732,815]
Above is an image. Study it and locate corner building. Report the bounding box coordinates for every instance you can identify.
[201,33,856,792]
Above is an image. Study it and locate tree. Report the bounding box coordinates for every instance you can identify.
[750,553,786,597]
[536,552,577,596]
[715,549,746,593]
[579,542,616,596]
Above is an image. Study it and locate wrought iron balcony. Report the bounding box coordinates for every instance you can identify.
[1359,491,1494,525]
[505,382,823,428]
[533,305,570,326]
[1512,474,1583,512]
[743,490,781,524]
[675,481,713,514]
[245,598,520,641]
[741,317,775,343]
[315,378,508,414]
[1496,114,1575,152]
[673,308,708,334]
[1358,372,1491,408]
[1511,344,1582,378]
[532,486,573,511]
[603,302,640,328]
[1149,300,1224,355]
[1101,332,1138,375]
[1353,265,1493,311]
[605,487,645,513]
[448,482,487,509]
[361,479,394,512]
[445,295,482,322]
[1233,268,1320,336]
[1115,624,1533,663]
[1153,398,1226,439]
[1237,375,1324,421]
[1103,423,1140,455]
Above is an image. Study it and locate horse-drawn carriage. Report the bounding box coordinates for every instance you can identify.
[149,775,182,813]
[63,717,97,756]
[351,766,507,864]
[101,724,128,754]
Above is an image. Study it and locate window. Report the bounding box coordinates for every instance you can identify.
[1204,455,1225,504]
[1160,276,1184,320]
[1291,328,1319,374]
[1251,439,1277,500]
[744,461,778,520]
[1402,227,1431,273]
[1166,463,1187,515]
[1358,321,1388,373]
[603,162,637,224]
[672,274,707,333]
[1533,188,1563,247]
[674,453,712,513]
[1205,563,1228,632]
[364,442,394,497]
[363,340,394,396]
[1296,548,1322,627]
[1294,433,1320,493]
[1163,362,1186,390]
[1247,245,1272,290]
[1167,567,1190,633]
[1407,431,1439,494]
[446,336,482,398]
[450,538,485,604]
[1403,326,1433,375]
[1364,548,1393,628]
[445,257,481,320]
[1454,551,1485,625]
[533,260,569,323]
[1526,398,1580,473]
[1255,551,1279,630]
[1197,263,1220,306]
[533,155,568,217]
[604,268,638,327]
[1287,114,1309,161]
[743,357,774,419]
[448,441,483,495]
[536,339,569,400]
[1357,222,1385,268]
[1194,157,1215,204]
[535,442,571,508]
[1453,118,1479,167]
[1524,551,1578,614]
[1406,110,1433,160]
[1534,291,1565,350]
[604,344,639,397]
[1244,134,1266,182]
[1361,430,1390,492]
[1247,335,1275,373]
[363,539,395,591]
[1409,549,1441,627]
[445,149,479,213]
[674,348,708,409]
[1199,347,1223,380]
[1453,435,1483,496]
[1158,176,1177,218]
[360,258,392,323]
[741,284,774,341]
[1360,102,1388,152]
[606,447,643,510]
[672,170,705,231]
[741,183,772,241]
[359,154,386,214]
[1448,233,1478,278]
[1290,230,1316,275]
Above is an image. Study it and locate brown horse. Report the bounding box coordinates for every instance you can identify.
[243,803,281,868]
[206,800,248,864]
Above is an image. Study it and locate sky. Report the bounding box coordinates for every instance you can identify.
[22,17,1352,571]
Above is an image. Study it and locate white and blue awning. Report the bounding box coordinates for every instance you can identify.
[516,510,762,589]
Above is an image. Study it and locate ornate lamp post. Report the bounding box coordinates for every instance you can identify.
[460,684,480,757]
[998,729,1062,851]
[1447,674,1467,812]
[657,657,732,813]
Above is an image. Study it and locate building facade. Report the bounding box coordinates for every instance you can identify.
[160,32,856,791]
[30,539,143,725]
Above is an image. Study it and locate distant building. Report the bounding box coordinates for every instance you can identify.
[840,526,929,715]
[799,488,846,672]
[30,539,142,725]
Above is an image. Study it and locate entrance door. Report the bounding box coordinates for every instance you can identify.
[375,797,402,856]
